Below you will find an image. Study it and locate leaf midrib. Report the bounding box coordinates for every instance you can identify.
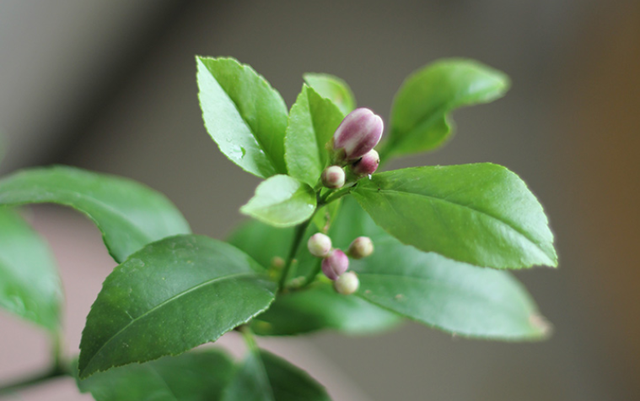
[82,271,260,373]
[358,186,550,262]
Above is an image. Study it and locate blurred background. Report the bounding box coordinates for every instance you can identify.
[1,0,639,400]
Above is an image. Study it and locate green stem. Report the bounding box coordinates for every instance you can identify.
[277,218,312,291]
[239,326,259,353]
[0,365,68,395]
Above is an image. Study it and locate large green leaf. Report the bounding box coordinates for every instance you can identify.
[222,349,331,401]
[352,165,557,269]
[0,166,190,263]
[76,349,234,401]
[251,283,401,336]
[240,175,316,228]
[303,73,355,116]
[78,235,277,378]
[332,198,550,340]
[381,59,509,159]
[228,219,399,335]
[284,85,344,187]
[0,208,62,331]
[197,57,288,178]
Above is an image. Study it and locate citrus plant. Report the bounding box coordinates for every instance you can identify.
[0,56,556,400]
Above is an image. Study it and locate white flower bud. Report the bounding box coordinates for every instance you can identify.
[347,236,374,259]
[307,233,332,258]
[334,271,360,295]
[332,108,384,162]
[321,165,346,189]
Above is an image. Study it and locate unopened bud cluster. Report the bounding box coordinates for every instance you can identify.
[307,233,375,295]
[321,108,383,189]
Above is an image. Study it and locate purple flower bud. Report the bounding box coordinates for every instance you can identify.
[351,149,380,176]
[334,271,360,295]
[333,108,383,162]
[308,233,332,258]
[347,236,374,259]
[321,165,345,189]
[321,249,349,280]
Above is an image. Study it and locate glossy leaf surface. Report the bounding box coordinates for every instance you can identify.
[382,59,509,159]
[303,73,355,116]
[76,349,234,401]
[332,198,550,340]
[284,85,344,186]
[78,235,276,378]
[197,57,288,178]
[0,166,190,263]
[0,208,62,331]
[240,175,316,228]
[352,165,557,269]
[222,350,331,401]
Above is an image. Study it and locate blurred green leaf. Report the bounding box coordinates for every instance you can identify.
[222,349,331,401]
[0,166,190,263]
[240,175,316,228]
[78,235,276,378]
[303,73,355,116]
[285,85,344,187]
[0,208,62,331]
[197,57,288,178]
[352,165,557,269]
[76,349,234,401]
[332,198,551,340]
[381,59,509,159]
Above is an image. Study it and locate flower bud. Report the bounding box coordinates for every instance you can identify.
[321,165,345,189]
[332,108,383,162]
[334,271,360,295]
[307,233,332,258]
[321,249,349,280]
[347,236,374,259]
[351,149,380,176]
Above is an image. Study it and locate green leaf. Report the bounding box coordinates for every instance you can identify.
[222,349,331,401]
[251,283,401,336]
[228,219,399,335]
[303,73,355,116]
[197,57,288,178]
[0,166,190,263]
[78,235,276,378]
[332,198,551,340]
[76,349,234,401]
[240,175,316,228]
[284,85,344,187]
[0,208,62,331]
[352,164,557,269]
[381,59,510,159]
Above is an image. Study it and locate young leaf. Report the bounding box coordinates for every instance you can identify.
[381,59,509,159]
[284,85,344,187]
[0,166,191,263]
[251,283,402,336]
[78,235,276,378]
[197,57,288,178]
[352,164,557,269]
[0,208,62,332]
[332,198,551,340]
[303,73,356,116]
[76,349,234,401]
[240,175,316,228]
[222,349,331,401]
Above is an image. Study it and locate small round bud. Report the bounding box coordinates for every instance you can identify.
[321,166,346,189]
[351,149,380,176]
[321,249,349,280]
[347,236,374,259]
[270,256,285,269]
[334,271,360,295]
[307,233,332,258]
[332,108,384,162]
